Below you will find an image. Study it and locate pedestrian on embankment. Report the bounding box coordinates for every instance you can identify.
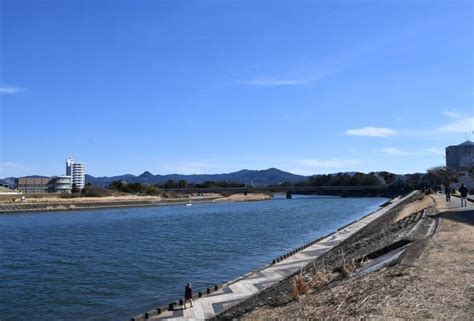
[445,184,452,202]
[184,282,193,309]
[459,184,469,207]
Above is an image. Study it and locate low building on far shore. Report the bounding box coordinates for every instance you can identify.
[15,177,53,194]
[15,176,73,194]
[51,176,72,193]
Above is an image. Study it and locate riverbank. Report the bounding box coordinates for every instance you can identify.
[0,195,386,321]
[225,193,473,320]
[0,193,272,213]
[130,192,416,321]
[212,193,272,202]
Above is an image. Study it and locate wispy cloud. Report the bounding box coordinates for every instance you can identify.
[164,162,214,175]
[423,147,445,155]
[242,63,347,87]
[436,117,474,133]
[441,110,469,119]
[379,147,404,156]
[297,158,360,168]
[345,127,397,137]
[244,77,308,87]
[0,86,25,94]
[284,158,361,175]
[380,147,444,156]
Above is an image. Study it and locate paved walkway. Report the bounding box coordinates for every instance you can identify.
[137,193,416,321]
[351,192,474,319]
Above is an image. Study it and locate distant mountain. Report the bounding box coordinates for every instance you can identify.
[137,171,155,182]
[85,168,308,187]
[2,170,426,190]
[85,174,137,186]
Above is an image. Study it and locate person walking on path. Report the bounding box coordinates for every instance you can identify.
[445,184,452,202]
[184,282,193,309]
[459,184,469,207]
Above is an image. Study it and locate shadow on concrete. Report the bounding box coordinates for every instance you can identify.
[437,209,474,226]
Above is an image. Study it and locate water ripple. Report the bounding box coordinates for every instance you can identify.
[0,195,386,321]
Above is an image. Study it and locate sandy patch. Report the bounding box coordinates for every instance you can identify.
[213,193,272,202]
[3,193,222,204]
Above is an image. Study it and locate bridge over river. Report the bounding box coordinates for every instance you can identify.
[163,185,389,198]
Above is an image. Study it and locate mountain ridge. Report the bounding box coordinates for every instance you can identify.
[85,168,308,186]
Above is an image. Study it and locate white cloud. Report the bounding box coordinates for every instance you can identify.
[164,162,213,175]
[345,127,397,137]
[244,77,307,86]
[380,147,408,156]
[380,147,444,156]
[163,161,245,175]
[297,158,360,168]
[422,147,444,155]
[282,158,362,175]
[0,86,25,94]
[441,110,467,119]
[436,117,474,133]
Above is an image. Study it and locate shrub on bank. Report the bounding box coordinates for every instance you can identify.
[81,183,109,197]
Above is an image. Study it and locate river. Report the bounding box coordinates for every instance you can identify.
[0,195,387,321]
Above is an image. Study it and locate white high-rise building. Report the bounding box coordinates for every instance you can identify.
[66,157,85,190]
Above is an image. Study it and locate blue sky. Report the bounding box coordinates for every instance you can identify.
[1,0,473,177]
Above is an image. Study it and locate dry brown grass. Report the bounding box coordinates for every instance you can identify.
[292,253,358,302]
[393,195,434,222]
[291,262,338,302]
[242,194,474,320]
[341,258,357,277]
[336,250,359,278]
[292,273,309,300]
[311,270,330,288]
[309,260,335,289]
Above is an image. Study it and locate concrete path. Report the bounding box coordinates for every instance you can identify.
[355,192,474,320]
[136,192,416,321]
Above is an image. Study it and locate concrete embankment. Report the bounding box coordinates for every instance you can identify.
[0,193,271,214]
[228,192,473,320]
[212,191,432,320]
[129,191,421,321]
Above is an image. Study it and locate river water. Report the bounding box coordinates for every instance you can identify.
[0,195,387,321]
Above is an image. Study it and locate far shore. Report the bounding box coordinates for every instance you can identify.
[0,193,273,214]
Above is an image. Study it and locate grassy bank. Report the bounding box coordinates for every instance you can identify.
[0,193,272,214]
